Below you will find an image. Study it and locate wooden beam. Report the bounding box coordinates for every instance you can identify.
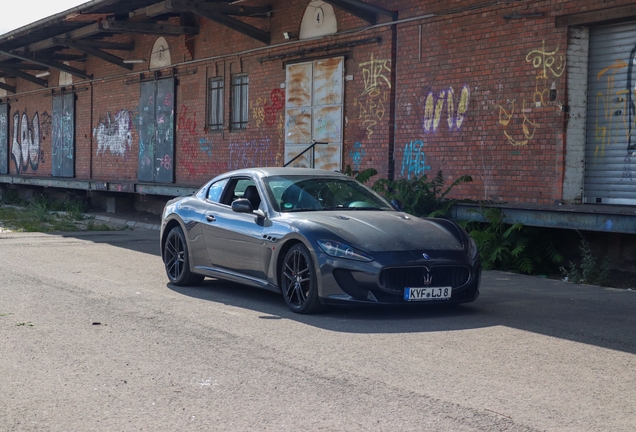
[23,23,103,55]
[0,64,48,87]
[53,38,133,70]
[133,0,270,18]
[39,54,88,62]
[0,50,91,80]
[100,19,199,36]
[1,63,49,70]
[324,0,397,20]
[72,40,135,51]
[168,0,269,44]
[556,4,636,27]
[0,81,16,93]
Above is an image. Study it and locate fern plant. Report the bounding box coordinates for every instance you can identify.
[459,207,564,275]
[372,170,472,217]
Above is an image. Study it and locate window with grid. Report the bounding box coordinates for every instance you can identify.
[231,74,249,130]
[207,77,224,131]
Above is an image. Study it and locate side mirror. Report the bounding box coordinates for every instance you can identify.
[231,199,267,219]
[391,199,404,212]
[232,198,253,213]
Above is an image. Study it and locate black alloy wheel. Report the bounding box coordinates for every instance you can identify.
[281,243,324,314]
[164,226,204,286]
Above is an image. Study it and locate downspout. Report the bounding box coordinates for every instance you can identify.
[388,21,398,181]
[89,81,94,179]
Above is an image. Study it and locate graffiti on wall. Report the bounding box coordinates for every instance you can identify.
[11,110,42,174]
[349,142,365,171]
[401,139,431,180]
[526,40,566,106]
[0,109,7,171]
[229,138,275,170]
[495,41,565,147]
[94,110,133,156]
[52,105,75,169]
[40,112,52,136]
[423,85,471,133]
[595,57,636,156]
[356,53,391,139]
[251,89,285,128]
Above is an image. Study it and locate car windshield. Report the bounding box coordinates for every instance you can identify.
[263,175,393,213]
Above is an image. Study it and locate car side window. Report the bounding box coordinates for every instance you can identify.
[207,178,228,202]
[219,178,262,210]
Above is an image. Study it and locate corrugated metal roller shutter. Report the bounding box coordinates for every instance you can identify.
[585,22,636,205]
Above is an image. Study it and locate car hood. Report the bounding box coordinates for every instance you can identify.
[287,211,465,252]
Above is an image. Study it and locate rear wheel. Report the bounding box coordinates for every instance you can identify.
[280,244,325,314]
[164,226,204,286]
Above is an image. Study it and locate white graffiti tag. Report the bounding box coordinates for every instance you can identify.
[94,110,132,156]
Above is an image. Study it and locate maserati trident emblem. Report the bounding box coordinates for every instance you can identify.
[422,266,432,286]
[422,253,430,260]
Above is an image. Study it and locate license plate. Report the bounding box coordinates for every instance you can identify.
[404,287,452,301]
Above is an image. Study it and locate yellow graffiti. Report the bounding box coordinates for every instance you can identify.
[276,113,284,166]
[359,53,391,97]
[356,91,388,139]
[525,41,566,107]
[358,54,391,139]
[251,98,265,128]
[423,85,470,133]
[597,60,628,80]
[593,59,636,157]
[496,101,538,147]
[526,40,565,79]
[495,42,563,146]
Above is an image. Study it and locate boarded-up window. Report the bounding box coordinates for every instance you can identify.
[285,57,343,171]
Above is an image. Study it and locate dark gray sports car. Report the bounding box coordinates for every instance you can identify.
[160,167,481,314]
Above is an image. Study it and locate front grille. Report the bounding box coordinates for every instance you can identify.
[379,266,470,294]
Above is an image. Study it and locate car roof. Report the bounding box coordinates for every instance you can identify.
[221,167,351,180]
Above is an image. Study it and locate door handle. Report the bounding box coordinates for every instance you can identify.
[206,214,216,222]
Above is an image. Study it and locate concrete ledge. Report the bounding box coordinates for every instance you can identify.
[452,203,636,234]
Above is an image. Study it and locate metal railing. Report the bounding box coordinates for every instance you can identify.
[284,140,328,168]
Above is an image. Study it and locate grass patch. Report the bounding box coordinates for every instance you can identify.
[0,195,119,232]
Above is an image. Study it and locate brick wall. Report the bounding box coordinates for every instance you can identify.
[4,0,636,204]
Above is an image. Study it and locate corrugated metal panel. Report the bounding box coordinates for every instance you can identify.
[585,22,636,205]
[285,57,343,171]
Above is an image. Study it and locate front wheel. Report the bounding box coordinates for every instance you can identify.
[280,244,325,314]
[164,226,204,286]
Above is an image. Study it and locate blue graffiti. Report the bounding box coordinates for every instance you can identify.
[401,140,431,180]
[199,138,213,157]
[349,142,365,171]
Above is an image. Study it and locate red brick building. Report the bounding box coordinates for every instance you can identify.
[0,0,635,239]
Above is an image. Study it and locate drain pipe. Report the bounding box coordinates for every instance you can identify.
[388,21,399,181]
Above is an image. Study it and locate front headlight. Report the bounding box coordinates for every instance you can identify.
[317,240,374,262]
[467,236,479,261]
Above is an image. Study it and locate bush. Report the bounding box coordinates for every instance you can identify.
[372,170,472,217]
[459,207,564,275]
[561,232,610,285]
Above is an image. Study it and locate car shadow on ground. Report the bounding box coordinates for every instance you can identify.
[167,271,636,355]
[56,230,161,255]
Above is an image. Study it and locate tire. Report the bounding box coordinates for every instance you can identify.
[280,243,325,314]
[164,226,204,286]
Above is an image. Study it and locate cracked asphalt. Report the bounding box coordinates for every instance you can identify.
[1,229,635,431]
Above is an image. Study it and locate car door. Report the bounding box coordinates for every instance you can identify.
[201,177,267,282]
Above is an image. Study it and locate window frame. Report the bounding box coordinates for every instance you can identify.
[231,74,249,131]
[207,77,224,131]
